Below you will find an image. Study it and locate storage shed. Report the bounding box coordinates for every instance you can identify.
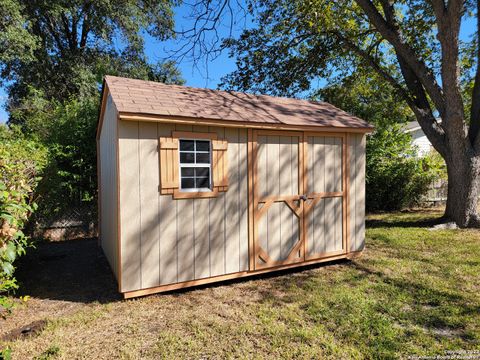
[97,75,373,298]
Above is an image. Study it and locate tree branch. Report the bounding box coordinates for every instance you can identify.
[60,13,76,50]
[339,36,410,103]
[470,0,480,149]
[431,0,467,145]
[378,0,446,153]
[354,0,446,116]
[340,33,447,155]
[79,3,92,50]
[42,16,65,54]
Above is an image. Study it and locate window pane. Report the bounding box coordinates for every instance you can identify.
[196,141,210,151]
[180,140,194,151]
[195,167,210,177]
[196,153,210,163]
[181,178,195,189]
[196,177,209,188]
[180,152,195,163]
[181,168,194,177]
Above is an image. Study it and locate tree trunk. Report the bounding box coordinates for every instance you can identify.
[444,152,480,228]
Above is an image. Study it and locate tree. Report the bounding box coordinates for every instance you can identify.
[0,0,180,123]
[0,0,185,221]
[318,73,442,211]
[213,0,480,227]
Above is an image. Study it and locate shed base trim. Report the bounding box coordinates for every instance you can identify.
[122,251,362,299]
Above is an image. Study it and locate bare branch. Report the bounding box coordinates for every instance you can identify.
[168,0,247,69]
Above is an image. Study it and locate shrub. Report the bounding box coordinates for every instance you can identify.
[11,90,99,220]
[0,125,48,311]
[366,123,443,211]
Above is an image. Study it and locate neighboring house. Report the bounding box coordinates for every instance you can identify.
[405,120,447,204]
[97,75,373,298]
[405,120,436,156]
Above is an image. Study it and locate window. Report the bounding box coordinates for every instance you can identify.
[179,139,211,191]
[158,131,228,198]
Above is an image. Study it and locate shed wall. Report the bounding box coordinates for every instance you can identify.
[306,135,344,256]
[118,122,249,292]
[348,133,366,252]
[99,95,119,279]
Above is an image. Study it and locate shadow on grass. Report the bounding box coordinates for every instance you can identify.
[366,214,445,229]
[14,238,121,304]
[145,259,349,299]
[247,256,478,338]
[14,236,349,304]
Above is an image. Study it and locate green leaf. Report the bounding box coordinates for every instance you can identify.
[4,242,16,262]
[1,263,14,276]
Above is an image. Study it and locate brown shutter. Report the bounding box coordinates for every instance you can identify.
[159,137,179,194]
[212,139,228,192]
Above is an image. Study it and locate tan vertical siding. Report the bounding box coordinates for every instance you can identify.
[306,136,344,257]
[224,128,240,274]
[237,130,249,271]
[157,123,178,284]
[139,122,160,288]
[256,135,300,262]
[348,134,366,252]
[118,121,141,291]
[99,95,118,279]
[118,122,249,291]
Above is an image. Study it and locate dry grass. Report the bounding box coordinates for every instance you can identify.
[0,209,479,359]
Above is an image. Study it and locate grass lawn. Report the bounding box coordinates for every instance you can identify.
[0,209,479,359]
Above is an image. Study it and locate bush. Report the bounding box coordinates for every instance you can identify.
[366,123,443,211]
[0,125,47,311]
[11,89,99,220]
[35,96,99,218]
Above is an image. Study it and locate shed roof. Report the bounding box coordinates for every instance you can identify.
[104,75,373,131]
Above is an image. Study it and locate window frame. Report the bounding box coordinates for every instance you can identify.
[178,138,212,192]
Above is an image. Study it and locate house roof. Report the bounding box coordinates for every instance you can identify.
[103,75,373,131]
[405,121,421,132]
[404,119,442,133]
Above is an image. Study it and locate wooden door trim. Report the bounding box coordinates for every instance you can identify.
[252,130,350,269]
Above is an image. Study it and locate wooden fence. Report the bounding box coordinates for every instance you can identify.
[422,178,448,206]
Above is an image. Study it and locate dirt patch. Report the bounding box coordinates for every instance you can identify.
[13,237,120,303]
[1,319,48,342]
[0,238,120,338]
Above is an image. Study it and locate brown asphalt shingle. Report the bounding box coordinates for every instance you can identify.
[104,75,373,130]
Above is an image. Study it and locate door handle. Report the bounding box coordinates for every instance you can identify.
[299,195,308,201]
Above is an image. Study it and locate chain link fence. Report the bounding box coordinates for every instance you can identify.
[32,203,97,241]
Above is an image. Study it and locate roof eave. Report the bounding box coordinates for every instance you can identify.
[117,111,375,133]
[96,80,110,141]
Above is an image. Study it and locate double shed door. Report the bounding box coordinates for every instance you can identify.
[253,130,346,270]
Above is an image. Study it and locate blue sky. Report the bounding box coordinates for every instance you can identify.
[0,6,477,124]
[0,5,242,123]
